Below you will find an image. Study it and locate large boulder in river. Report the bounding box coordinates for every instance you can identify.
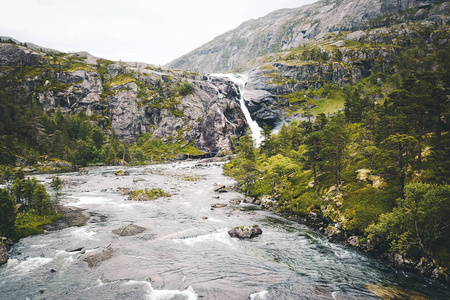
[112,224,147,236]
[84,245,115,268]
[228,225,263,239]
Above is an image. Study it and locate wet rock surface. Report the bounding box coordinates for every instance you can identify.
[1,161,449,299]
[42,206,89,231]
[112,224,147,237]
[228,225,263,239]
[84,245,115,268]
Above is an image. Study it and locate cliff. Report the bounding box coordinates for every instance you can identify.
[0,43,247,155]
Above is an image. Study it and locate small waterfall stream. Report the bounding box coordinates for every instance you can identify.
[211,73,264,147]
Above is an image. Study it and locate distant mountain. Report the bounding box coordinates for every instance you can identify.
[167,0,449,73]
[0,36,60,53]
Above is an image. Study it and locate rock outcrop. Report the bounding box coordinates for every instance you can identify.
[41,206,89,231]
[112,224,147,236]
[228,225,263,239]
[84,245,115,268]
[0,44,247,154]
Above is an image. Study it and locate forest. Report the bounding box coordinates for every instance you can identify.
[225,43,450,275]
[0,30,449,280]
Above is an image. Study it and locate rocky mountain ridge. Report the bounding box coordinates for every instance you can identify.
[168,0,449,129]
[167,0,449,73]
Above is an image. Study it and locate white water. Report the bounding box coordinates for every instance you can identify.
[1,162,450,299]
[211,73,264,147]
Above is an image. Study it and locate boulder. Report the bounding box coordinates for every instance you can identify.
[42,206,89,231]
[347,236,360,247]
[260,196,277,210]
[324,225,345,242]
[132,177,145,183]
[84,245,115,268]
[66,247,84,253]
[112,224,147,236]
[229,198,242,205]
[415,257,436,276]
[214,185,230,193]
[228,225,263,239]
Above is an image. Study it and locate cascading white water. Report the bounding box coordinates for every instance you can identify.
[2,163,449,299]
[211,73,264,147]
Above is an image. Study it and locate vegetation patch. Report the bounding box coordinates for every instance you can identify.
[128,188,171,201]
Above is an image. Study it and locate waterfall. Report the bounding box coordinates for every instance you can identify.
[211,73,264,147]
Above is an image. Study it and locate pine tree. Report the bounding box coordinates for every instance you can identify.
[0,189,16,237]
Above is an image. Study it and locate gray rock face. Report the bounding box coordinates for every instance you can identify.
[112,224,147,236]
[167,0,445,73]
[84,245,115,268]
[228,225,263,239]
[0,44,248,153]
[42,206,89,231]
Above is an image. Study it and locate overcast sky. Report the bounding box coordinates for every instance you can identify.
[1,0,317,65]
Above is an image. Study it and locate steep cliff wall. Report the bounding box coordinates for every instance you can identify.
[0,44,247,154]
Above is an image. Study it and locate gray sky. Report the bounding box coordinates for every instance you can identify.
[1,0,317,65]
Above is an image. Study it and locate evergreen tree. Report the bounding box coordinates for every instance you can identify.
[380,134,418,198]
[321,115,349,188]
[0,189,16,237]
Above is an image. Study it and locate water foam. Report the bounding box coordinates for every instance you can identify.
[249,290,268,300]
[125,281,198,300]
[8,257,53,275]
[148,286,198,300]
[66,194,114,207]
[70,227,97,240]
[173,228,234,247]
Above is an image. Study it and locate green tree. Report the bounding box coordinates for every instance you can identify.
[0,189,16,237]
[368,183,450,257]
[50,176,62,207]
[305,131,323,184]
[32,184,51,215]
[321,115,349,188]
[380,134,418,198]
[265,154,299,193]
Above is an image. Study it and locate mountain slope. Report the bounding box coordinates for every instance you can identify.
[0,40,247,168]
[167,0,449,73]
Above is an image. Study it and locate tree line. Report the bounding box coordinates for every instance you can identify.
[225,44,450,271]
[0,174,62,239]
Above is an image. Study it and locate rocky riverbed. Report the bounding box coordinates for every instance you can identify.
[0,160,449,299]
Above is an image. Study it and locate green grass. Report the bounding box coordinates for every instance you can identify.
[108,73,137,88]
[12,211,63,240]
[129,188,171,201]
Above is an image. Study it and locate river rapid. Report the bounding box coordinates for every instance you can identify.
[1,160,449,300]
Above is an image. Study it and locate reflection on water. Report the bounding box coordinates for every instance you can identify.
[0,161,449,299]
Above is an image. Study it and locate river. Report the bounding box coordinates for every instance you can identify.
[0,161,449,299]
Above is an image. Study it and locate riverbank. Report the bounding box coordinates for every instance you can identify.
[1,161,449,299]
[0,205,89,266]
[251,196,450,285]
